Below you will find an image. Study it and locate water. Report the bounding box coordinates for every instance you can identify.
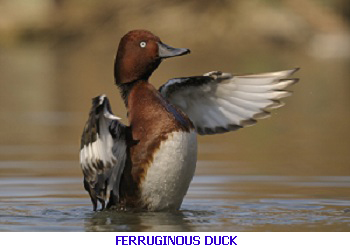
[1,26,350,232]
[1,175,350,231]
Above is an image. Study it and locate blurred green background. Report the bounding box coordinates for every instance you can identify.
[0,0,350,177]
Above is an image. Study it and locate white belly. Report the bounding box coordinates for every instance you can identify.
[140,130,197,211]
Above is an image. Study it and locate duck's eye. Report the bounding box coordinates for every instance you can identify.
[140,41,147,48]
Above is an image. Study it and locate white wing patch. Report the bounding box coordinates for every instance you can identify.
[160,68,299,135]
[79,119,118,188]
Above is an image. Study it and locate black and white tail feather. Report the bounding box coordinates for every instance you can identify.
[159,68,299,135]
[80,95,127,211]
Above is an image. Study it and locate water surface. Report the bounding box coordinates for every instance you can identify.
[1,174,350,231]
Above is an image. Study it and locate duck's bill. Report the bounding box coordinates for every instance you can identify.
[158,42,190,59]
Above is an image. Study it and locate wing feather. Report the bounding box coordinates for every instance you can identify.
[159,68,299,135]
[80,95,127,210]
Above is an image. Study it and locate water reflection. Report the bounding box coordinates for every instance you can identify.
[84,210,195,232]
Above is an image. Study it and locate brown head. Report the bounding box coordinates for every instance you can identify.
[114,30,190,85]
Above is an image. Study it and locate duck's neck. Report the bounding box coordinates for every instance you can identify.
[116,80,142,107]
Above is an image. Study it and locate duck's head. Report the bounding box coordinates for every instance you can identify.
[114,30,190,85]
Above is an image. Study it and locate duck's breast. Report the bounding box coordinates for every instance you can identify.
[140,130,197,211]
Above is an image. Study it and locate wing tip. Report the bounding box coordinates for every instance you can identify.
[279,90,293,99]
[291,67,300,74]
[278,78,299,89]
[266,100,285,110]
[282,67,300,77]
[253,111,271,120]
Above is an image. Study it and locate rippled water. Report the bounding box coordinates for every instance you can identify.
[1,24,350,231]
[1,174,350,231]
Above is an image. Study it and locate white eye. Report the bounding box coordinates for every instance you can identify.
[140,41,147,48]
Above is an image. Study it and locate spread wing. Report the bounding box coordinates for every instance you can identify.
[80,95,127,211]
[159,68,299,135]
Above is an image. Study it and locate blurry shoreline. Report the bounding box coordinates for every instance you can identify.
[1,0,350,59]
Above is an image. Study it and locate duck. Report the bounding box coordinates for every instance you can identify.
[79,29,299,211]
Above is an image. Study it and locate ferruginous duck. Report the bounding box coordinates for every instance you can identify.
[80,30,299,211]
